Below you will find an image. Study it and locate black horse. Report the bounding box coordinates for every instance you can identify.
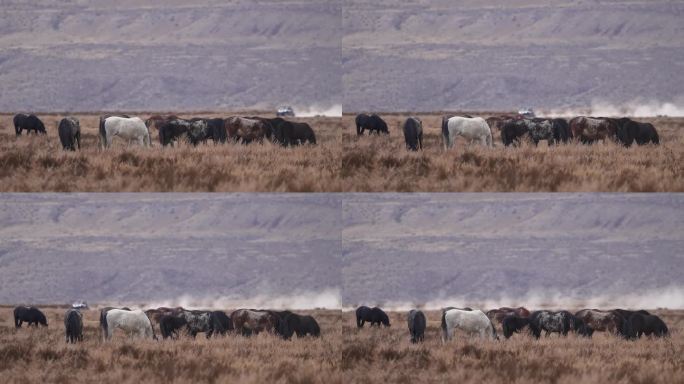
[356,114,389,135]
[64,309,83,343]
[552,118,571,143]
[529,310,593,338]
[275,311,321,339]
[187,118,228,145]
[159,315,188,339]
[621,313,668,339]
[402,117,423,151]
[407,309,426,343]
[14,114,46,135]
[58,117,81,151]
[14,306,48,327]
[502,315,531,339]
[501,120,529,146]
[210,310,234,336]
[266,118,316,146]
[159,119,191,146]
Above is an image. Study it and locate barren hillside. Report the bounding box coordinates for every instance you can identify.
[343,0,684,112]
[0,0,341,112]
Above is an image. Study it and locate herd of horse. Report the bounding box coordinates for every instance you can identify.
[355,306,669,343]
[10,304,672,345]
[11,113,316,150]
[12,305,320,343]
[355,113,660,151]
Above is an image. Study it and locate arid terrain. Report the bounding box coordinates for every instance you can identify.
[341,309,684,383]
[343,0,684,111]
[341,114,684,191]
[0,306,342,384]
[2,306,681,383]
[0,113,342,192]
[0,0,341,112]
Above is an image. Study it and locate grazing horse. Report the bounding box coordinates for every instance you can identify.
[159,119,191,146]
[612,118,659,146]
[442,116,492,150]
[231,309,279,336]
[159,315,188,339]
[100,116,151,148]
[568,117,618,144]
[145,307,184,335]
[99,306,131,340]
[402,117,423,151]
[104,309,155,340]
[265,118,316,146]
[441,308,497,341]
[355,306,372,328]
[274,311,321,339]
[486,307,531,327]
[368,307,391,327]
[210,311,234,336]
[14,114,46,135]
[224,117,272,143]
[145,114,179,131]
[186,118,228,145]
[14,306,48,328]
[58,117,81,151]
[502,315,531,339]
[552,118,572,143]
[356,114,389,135]
[612,309,652,337]
[575,309,622,333]
[177,310,215,339]
[407,309,426,343]
[501,120,529,146]
[529,310,590,338]
[621,313,668,339]
[64,309,83,343]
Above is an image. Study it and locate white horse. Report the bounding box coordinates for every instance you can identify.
[442,116,493,150]
[100,116,151,148]
[105,309,155,340]
[441,308,497,342]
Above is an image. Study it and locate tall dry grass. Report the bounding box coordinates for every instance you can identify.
[0,307,342,384]
[342,309,684,383]
[342,114,684,191]
[0,113,342,192]
[3,307,680,383]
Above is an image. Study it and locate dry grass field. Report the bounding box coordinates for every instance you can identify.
[2,307,681,383]
[0,113,342,192]
[342,113,684,192]
[0,306,342,384]
[342,309,684,384]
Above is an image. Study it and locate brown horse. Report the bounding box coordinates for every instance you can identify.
[575,309,622,333]
[145,114,179,131]
[230,309,279,336]
[145,307,184,333]
[224,117,272,143]
[486,307,531,326]
[485,115,521,133]
[568,117,618,144]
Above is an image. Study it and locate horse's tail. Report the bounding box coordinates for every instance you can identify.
[440,309,448,342]
[146,313,158,340]
[99,116,107,148]
[441,116,449,151]
[99,309,108,341]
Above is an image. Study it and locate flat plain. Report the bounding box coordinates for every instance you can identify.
[1,307,681,383]
[0,113,342,192]
[341,113,683,192]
